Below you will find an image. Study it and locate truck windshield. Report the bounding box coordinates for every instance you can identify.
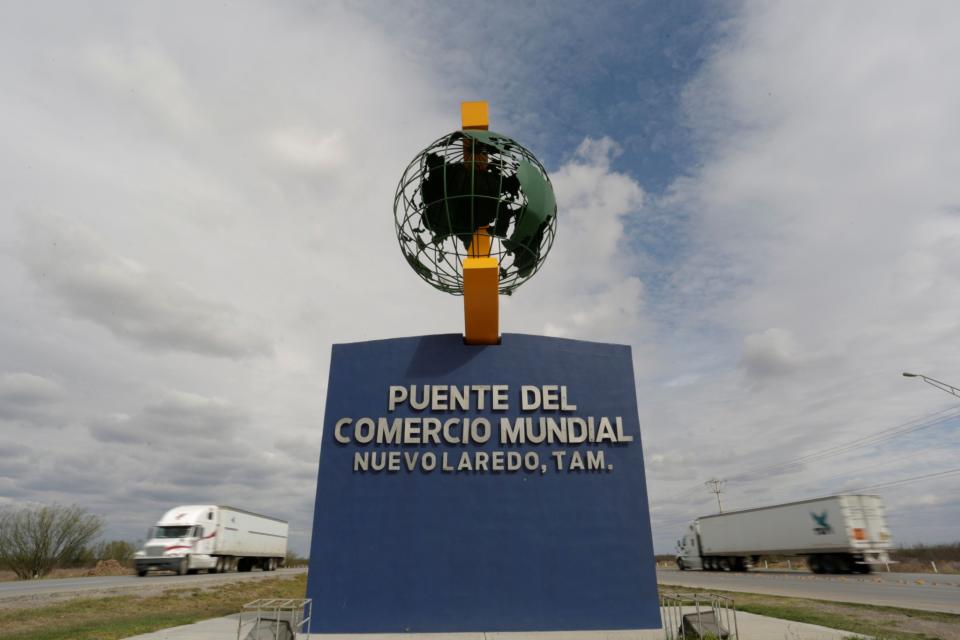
[153,526,192,538]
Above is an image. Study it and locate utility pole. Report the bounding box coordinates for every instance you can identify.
[705,478,725,513]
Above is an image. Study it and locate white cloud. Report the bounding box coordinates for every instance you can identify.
[264,128,347,172]
[0,372,63,424]
[83,44,202,132]
[0,2,453,551]
[89,391,245,445]
[640,1,960,548]
[0,2,655,554]
[19,215,273,358]
[0,372,61,405]
[740,327,803,378]
[508,137,647,342]
[1,1,958,556]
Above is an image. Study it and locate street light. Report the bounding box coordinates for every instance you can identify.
[902,372,960,399]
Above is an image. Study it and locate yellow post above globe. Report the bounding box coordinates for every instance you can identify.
[392,101,557,343]
[461,101,500,345]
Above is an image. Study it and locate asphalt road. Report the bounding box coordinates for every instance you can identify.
[0,567,307,602]
[3,567,956,615]
[657,567,960,614]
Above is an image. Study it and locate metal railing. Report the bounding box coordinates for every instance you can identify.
[236,598,312,640]
[661,592,739,639]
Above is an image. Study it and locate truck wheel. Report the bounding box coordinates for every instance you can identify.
[718,557,731,571]
[676,559,686,571]
[177,557,188,576]
[818,555,838,574]
[809,555,822,573]
[137,569,147,577]
[838,555,856,573]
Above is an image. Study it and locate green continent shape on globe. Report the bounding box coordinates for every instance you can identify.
[461,130,557,277]
[460,129,515,154]
[396,128,557,294]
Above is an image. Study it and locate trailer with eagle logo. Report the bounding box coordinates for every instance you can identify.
[134,505,288,576]
[674,494,893,574]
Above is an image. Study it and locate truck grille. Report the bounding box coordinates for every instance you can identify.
[146,545,166,557]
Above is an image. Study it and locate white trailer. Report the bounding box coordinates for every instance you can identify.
[134,505,288,576]
[675,494,893,574]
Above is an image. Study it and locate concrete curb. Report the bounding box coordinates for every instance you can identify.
[125,610,870,640]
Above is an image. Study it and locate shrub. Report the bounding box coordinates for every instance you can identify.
[0,504,104,579]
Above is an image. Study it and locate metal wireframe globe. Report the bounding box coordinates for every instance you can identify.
[393,130,557,295]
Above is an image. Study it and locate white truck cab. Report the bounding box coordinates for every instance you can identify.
[134,505,287,576]
[676,524,704,571]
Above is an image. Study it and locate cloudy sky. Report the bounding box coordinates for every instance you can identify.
[1,1,958,555]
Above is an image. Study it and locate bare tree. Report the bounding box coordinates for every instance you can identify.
[0,504,103,579]
[285,550,308,567]
[94,540,136,566]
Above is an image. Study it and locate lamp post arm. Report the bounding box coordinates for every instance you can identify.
[919,375,960,399]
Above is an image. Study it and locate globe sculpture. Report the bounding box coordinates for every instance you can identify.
[394,129,557,295]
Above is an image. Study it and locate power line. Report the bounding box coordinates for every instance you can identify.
[727,406,960,483]
[649,405,960,523]
[652,406,960,506]
[840,467,960,493]
[735,406,960,479]
[660,481,715,505]
[795,450,936,491]
[651,466,960,533]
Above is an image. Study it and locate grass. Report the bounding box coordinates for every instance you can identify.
[661,585,960,640]
[0,574,306,640]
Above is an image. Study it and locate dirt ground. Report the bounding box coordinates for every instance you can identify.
[0,567,135,582]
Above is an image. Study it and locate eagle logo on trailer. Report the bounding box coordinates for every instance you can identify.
[811,510,833,535]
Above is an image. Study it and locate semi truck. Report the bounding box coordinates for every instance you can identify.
[675,494,893,574]
[134,505,288,577]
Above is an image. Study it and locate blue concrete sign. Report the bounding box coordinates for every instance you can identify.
[307,333,659,633]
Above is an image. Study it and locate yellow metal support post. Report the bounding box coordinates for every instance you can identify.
[461,100,499,345]
[460,101,489,130]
